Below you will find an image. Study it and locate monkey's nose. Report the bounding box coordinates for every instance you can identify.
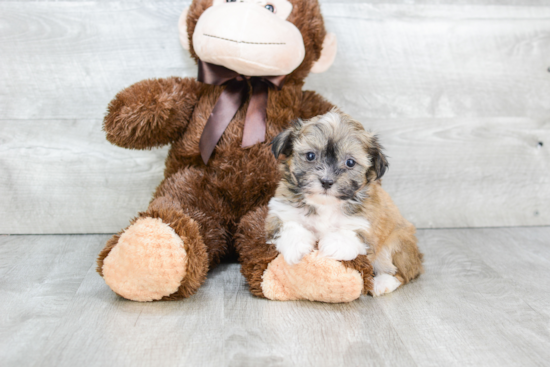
[320,179,334,189]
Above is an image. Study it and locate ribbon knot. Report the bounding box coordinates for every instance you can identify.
[197,60,286,164]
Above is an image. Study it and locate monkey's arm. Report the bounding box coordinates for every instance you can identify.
[104,77,203,149]
[299,90,335,120]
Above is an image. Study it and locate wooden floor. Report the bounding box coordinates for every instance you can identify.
[1,227,549,367]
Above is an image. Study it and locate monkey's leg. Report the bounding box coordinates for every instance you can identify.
[97,172,228,302]
[235,206,374,303]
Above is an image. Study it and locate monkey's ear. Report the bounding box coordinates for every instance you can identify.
[367,137,389,182]
[311,33,337,74]
[178,7,190,51]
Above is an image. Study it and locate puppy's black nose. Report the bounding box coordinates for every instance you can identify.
[320,178,334,189]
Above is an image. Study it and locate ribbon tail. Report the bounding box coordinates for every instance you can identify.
[242,81,268,148]
[199,80,247,164]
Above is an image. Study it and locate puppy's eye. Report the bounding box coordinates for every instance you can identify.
[346,159,356,168]
[306,152,316,161]
[265,4,275,12]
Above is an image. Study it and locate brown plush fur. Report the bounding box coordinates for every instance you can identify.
[96,0,372,300]
[234,206,280,298]
[341,256,375,295]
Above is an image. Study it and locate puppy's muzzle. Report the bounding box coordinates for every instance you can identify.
[320,178,334,189]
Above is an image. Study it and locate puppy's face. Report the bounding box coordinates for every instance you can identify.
[272,110,388,202]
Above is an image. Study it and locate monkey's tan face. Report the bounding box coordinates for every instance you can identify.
[272,111,389,204]
[193,0,305,76]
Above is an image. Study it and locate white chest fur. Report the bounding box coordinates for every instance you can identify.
[268,195,371,264]
[268,195,370,240]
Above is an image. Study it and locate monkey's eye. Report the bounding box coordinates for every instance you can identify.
[306,152,316,161]
[226,0,237,2]
[346,159,356,168]
[265,4,275,12]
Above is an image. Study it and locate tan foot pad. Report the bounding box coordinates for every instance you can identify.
[102,217,187,302]
[261,251,363,303]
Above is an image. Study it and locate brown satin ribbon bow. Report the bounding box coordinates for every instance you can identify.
[197,60,286,164]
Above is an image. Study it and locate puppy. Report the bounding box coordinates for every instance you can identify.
[266,109,423,296]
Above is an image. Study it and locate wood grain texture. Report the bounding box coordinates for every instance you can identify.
[222,259,417,367]
[40,252,226,367]
[1,228,549,366]
[1,3,549,119]
[310,3,550,120]
[452,227,550,319]
[0,2,195,120]
[378,117,550,228]
[0,234,107,366]
[1,117,548,233]
[0,120,168,234]
[1,2,550,233]
[379,227,550,366]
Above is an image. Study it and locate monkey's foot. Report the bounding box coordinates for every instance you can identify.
[99,213,208,302]
[261,251,372,303]
[101,217,188,301]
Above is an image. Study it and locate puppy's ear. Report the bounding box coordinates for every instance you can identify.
[271,120,302,159]
[271,129,293,158]
[367,136,389,182]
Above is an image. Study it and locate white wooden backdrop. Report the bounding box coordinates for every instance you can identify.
[1,1,549,234]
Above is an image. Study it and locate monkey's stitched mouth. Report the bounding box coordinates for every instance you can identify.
[203,34,286,45]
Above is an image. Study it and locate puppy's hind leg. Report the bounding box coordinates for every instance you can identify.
[372,274,402,297]
[371,248,402,297]
[391,227,424,289]
[370,226,424,297]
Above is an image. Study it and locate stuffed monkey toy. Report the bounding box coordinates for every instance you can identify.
[97,0,374,302]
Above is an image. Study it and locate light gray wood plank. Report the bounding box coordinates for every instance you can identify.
[0,2,195,120]
[308,3,550,120]
[377,228,550,367]
[39,258,225,367]
[0,120,168,234]
[1,228,550,366]
[378,117,550,229]
[1,3,549,119]
[0,2,194,120]
[222,263,416,367]
[2,2,550,233]
[0,234,108,366]
[1,117,548,234]
[450,227,550,319]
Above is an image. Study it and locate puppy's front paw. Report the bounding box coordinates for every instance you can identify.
[275,222,316,265]
[371,274,401,297]
[318,230,367,261]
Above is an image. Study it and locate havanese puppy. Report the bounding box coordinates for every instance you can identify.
[266,109,423,296]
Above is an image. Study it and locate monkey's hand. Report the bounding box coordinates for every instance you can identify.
[104,77,202,149]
